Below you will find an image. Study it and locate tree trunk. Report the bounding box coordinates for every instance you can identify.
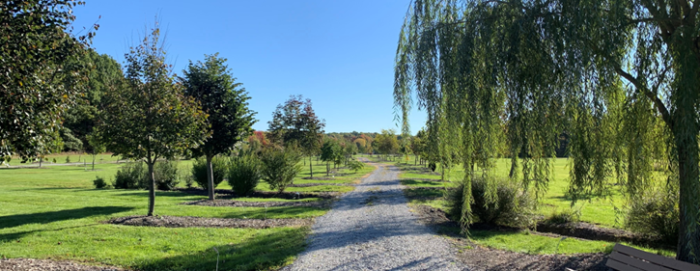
[147,162,156,216]
[309,156,313,178]
[326,162,330,176]
[206,155,215,201]
[92,154,96,171]
[39,157,42,168]
[675,130,700,263]
[509,160,516,178]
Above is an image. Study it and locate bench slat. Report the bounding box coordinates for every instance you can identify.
[614,244,700,271]
[607,257,645,271]
[609,251,674,271]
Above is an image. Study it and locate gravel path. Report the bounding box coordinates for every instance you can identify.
[283,159,470,271]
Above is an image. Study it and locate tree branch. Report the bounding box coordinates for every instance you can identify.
[613,65,673,129]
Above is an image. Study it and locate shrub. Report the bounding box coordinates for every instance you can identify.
[348,160,365,173]
[191,156,228,190]
[544,208,581,224]
[114,161,179,190]
[113,162,145,189]
[626,189,679,245]
[260,148,302,193]
[93,176,109,189]
[228,154,262,196]
[447,176,534,228]
[154,160,179,190]
[65,155,71,163]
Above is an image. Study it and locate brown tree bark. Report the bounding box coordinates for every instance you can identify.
[206,155,215,200]
[147,162,156,216]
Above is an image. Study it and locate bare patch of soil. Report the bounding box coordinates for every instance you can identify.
[173,187,339,199]
[300,177,337,180]
[536,221,667,248]
[107,215,311,229]
[183,199,334,208]
[0,258,123,271]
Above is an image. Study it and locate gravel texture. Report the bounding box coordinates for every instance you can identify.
[0,258,123,271]
[107,215,311,229]
[283,159,470,271]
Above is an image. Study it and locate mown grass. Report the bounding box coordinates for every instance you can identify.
[0,156,368,270]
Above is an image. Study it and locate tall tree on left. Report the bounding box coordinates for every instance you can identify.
[98,22,210,216]
[181,53,256,200]
[0,0,98,162]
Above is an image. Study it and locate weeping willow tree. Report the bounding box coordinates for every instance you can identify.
[395,0,700,263]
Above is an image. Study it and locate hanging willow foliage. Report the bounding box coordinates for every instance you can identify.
[395,0,700,263]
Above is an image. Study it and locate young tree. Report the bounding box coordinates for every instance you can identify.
[396,0,700,262]
[320,139,341,176]
[86,131,106,171]
[98,24,209,216]
[181,53,256,200]
[0,1,97,162]
[268,95,325,178]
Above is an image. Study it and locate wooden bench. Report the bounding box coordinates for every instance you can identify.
[606,243,700,271]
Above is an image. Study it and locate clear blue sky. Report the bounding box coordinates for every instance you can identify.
[72,0,426,134]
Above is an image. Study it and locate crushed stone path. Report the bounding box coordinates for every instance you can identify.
[283,158,470,271]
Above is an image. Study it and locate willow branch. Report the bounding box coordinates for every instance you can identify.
[613,65,673,129]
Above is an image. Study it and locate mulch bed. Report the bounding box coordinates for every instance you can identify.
[107,215,312,229]
[300,177,338,180]
[173,187,339,199]
[288,183,349,187]
[183,199,334,208]
[0,258,123,271]
[536,221,667,248]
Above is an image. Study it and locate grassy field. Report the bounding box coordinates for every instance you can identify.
[0,156,370,270]
[366,155,675,257]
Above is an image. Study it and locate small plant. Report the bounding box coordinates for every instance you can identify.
[93,176,109,189]
[191,156,228,190]
[545,209,581,224]
[260,148,302,193]
[113,162,146,189]
[348,160,365,173]
[228,154,262,196]
[65,155,71,163]
[154,160,179,191]
[183,172,195,188]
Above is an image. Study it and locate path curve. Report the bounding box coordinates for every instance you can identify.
[283,158,470,271]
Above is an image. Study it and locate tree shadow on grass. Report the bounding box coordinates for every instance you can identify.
[0,206,133,229]
[138,227,308,271]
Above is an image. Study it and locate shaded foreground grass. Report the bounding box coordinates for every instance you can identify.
[0,157,368,270]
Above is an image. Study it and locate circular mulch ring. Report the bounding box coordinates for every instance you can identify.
[0,258,123,271]
[107,215,312,229]
[288,183,349,187]
[301,177,338,180]
[173,187,340,199]
[183,199,334,208]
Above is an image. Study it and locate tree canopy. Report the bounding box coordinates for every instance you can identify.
[395,0,700,262]
[0,0,97,161]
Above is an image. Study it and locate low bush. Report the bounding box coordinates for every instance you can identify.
[191,156,228,190]
[260,148,302,193]
[447,176,534,228]
[113,161,179,190]
[544,208,581,224]
[626,188,679,245]
[113,162,145,189]
[93,176,109,189]
[228,154,262,196]
[154,160,179,191]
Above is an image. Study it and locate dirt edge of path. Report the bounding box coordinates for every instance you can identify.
[107,215,312,229]
[173,187,340,199]
[0,258,124,271]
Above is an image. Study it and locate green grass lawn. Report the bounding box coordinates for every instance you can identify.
[0,156,369,270]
